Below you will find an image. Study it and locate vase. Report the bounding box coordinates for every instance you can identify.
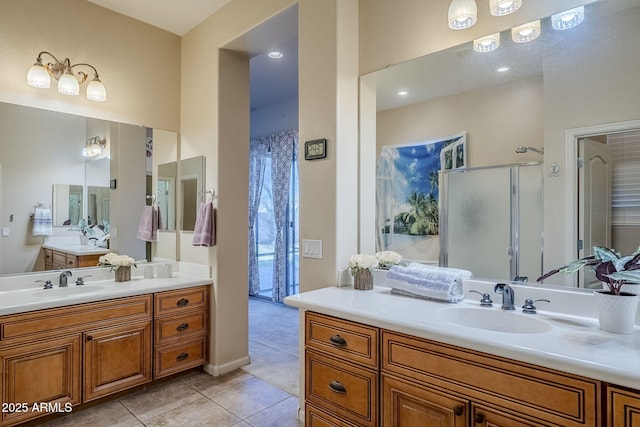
[354,269,374,290]
[114,266,131,282]
[595,291,638,334]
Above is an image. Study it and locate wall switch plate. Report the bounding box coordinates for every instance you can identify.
[2,227,9,237]
[302,239,322,259]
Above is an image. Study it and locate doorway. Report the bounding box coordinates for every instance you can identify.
[577,127,640,288]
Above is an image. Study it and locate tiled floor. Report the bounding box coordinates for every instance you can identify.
[38,298,302,427]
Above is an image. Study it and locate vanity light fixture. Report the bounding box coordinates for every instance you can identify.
[511,20,541,43]
[82,136,107,158]
[268,51,283,59]
[448,0,477,30]
[473,33,500,53]
[489,0,522,17]
[27,51,106,101]
[551,6,585,30]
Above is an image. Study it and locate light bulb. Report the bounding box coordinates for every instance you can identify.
[87,78,107,102]
[448,0,477,30]
[489,0,522,16]
[58,70,79,95]
[27,61,51,88]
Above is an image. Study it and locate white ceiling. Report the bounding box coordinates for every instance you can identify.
[87,0,233,36]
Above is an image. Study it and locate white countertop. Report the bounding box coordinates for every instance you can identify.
[42,243,109,256]
[0,272,211,316]
[284,284,640,390]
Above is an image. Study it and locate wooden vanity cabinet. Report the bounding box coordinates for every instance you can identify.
[304,312,379,427]
[153,286,209,379]
[607,385,640,427]
[43,248,102,270]
[303,311,604,427]
[0,285,211,426]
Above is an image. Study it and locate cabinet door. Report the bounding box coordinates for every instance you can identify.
[0,335,81,426]
[609,386,640,427]
[471,403,543,427]
[84,321,152,402]
[382,374,468,427]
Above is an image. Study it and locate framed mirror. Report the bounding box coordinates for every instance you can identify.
[180,156,205,231]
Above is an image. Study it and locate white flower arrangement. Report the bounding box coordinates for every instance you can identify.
[348,254,379,275]
[98,252,137,271]
[375,251,404,270]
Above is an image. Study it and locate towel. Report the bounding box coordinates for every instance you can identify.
[32,207,53,236]
[136,205,159,242]
[387,263,472,303]
[192,202,217,247]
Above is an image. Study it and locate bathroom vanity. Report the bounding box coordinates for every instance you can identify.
[0,273,210,426]
[286,284,640,427]
[42,245,108,270]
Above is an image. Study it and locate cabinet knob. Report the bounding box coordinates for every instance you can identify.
[176,352,189,361]
[453,405,464,416]
[86,335,93,341]
[177,298,189,307]
[329,380,347,394]
[474,413,485,424]
[329,334,347,347]
[177,323,190,332]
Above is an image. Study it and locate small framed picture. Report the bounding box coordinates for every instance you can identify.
[304,139,327,160]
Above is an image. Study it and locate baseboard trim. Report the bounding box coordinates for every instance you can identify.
[203,356,251,376]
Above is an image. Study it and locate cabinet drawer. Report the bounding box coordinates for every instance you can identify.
[65,255,78,268]
[306,403,360,427]
[306,312,378,368]
[154,286,208,317]
[306,349,378,427]
[154,311,207,344]
[154,337,207,379]
[607,385,640,427]
[0,295,152,343]
[382,330,600,427]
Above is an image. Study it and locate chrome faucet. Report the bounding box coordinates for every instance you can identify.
[494,283,515,310]
[59,270,72,287]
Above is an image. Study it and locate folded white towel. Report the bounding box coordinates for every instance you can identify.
[32,207,52,236]
[387,263,472,303]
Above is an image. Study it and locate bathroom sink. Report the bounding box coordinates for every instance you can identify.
[31,286,106,298]
[436,307,552,334]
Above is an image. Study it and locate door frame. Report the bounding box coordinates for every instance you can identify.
[565,119,640,286]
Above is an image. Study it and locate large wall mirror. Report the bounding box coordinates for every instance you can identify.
[361,0,640,286]
[0,102,178,275]
[180,156,206,232]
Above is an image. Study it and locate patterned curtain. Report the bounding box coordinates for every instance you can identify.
[271,130,298,302]
[248,138,269,296]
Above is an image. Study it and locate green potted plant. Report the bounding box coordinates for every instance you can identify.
[537,246,640,334]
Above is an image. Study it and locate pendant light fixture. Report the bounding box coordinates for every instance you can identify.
[448,0,477,30]
[489,0,522,17]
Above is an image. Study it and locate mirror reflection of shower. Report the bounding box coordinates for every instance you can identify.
[516,146,544,154]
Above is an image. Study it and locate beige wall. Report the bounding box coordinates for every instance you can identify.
[0,0,181,131]
[377,77,544,167]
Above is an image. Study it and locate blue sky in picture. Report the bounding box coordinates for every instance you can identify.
[391,141,444,207]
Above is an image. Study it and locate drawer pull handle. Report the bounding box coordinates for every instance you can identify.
[329,380,347,394]
[177,323,190,332]
[86,335,93,341]
[474,413,485,424]
[329,334,347,347]
[453,405,464,416]
[176,352,189,361]
[177,298,189,307]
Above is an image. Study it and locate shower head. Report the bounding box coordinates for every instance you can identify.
[516,146,544,155]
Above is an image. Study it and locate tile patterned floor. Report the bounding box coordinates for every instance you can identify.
[38,298,302,427]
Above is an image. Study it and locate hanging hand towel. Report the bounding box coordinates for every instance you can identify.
[136,205,159,242]
[32,207,53,236]
[192,202,217,247]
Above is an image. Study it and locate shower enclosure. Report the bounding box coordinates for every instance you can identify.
[440,163,543,281]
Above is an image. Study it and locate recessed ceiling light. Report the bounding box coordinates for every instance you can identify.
[396,90,409,96]
[497,66,510,73]
[268,51,283,59]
